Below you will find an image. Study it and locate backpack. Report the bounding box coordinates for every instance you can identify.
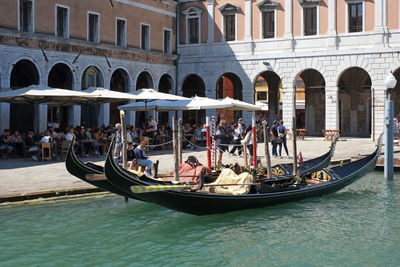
[278,126,285,138]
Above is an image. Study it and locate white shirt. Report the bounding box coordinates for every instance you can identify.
[149,119,158,131]
[40,136,52,143]
[66,133,74,141]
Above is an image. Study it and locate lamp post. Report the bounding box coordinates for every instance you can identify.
[384,72,397,180]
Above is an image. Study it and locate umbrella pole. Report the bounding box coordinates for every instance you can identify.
[263,120,272,178]
[252,115,257,168]
[120,110,128,169]
[36,103,40,135]
[206,117,211,169]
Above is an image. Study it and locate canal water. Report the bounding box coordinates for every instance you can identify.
[1,171,399,266]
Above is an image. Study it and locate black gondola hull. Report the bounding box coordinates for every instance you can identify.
[104,137,379,215]
[65,137,143,201]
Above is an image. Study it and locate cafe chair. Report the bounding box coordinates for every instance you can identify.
[41,142,52,161]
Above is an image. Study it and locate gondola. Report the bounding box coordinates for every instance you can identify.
[65,137,143,201]
[104,135,381,215]
[66,133,335,200]
[269,137,337,177]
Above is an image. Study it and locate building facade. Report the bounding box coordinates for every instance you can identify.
[177,0,400,138]
[1,0,400,138]
[0,0,177,132]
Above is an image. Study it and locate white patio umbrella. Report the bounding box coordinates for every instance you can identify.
[82,87,140,103]
[0,85,93,105]
[219,97,261,111]
[118,96,232,111]
[256,101,269,111]
[132,88,188,101]
[128,88,190,124]
[0,85,95,134]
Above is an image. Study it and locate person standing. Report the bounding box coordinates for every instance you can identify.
[146,115,158,137]
[114,123,122,161]
[216,120,229,165]
[270,120,279,157]
[277,120,290,158]
[229,123,243,156]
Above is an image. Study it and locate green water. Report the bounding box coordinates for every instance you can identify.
[1,172,400,267]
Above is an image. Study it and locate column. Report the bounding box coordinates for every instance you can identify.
[328,0,337,34]
[245,0,252,40]
[325,86,339,130]
[372,85,386,140]
[207,0,215,43]
[72,77,81,127]
[284,0,293,38]
[284,0,294,51]
[374,0,387,46]
[0,79,10,132]
[282,82,294,131]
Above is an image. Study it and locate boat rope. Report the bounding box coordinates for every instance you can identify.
[142,140,173,148]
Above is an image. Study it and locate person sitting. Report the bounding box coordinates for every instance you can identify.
[134,139,153,176]
[65,128,75,141]
[127,142,137,169]
[0,129,13,159]
[76,127,89,157]
[11,130,25,157]
[93,128,104,155]
[25,131,40,161]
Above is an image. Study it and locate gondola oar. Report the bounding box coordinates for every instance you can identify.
[130,183,259,193]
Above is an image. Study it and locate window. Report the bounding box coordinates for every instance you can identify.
[304,7,317,35]
[299,0,319,36]
[116,18,126,47]
[262,11,275,38]
[19,0,34,32]
[163,29,172,54]
[141,24,150,51]
[56,5,69,38]
[219,3,239,41]
[188,18,199,43]
[88,12,100,43]
[224,15,236,41]
[258,1,278,39]
[182,7,203,44]
[348,3,363,32]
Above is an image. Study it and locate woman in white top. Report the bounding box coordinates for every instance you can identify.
[229,123,243,156]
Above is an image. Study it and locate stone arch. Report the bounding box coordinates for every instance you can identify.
[182,74,206,125]
[216,72,243,123]
[253,71,282,125]
[48,63,74,129]
[136,71,154,89]
[158,74,174,126]
[81,66,104,127]
[337,67,372,137]
[10,59,39,132]
[110,68,130,126]
[135,71,154,127]
[294,68,326,136]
